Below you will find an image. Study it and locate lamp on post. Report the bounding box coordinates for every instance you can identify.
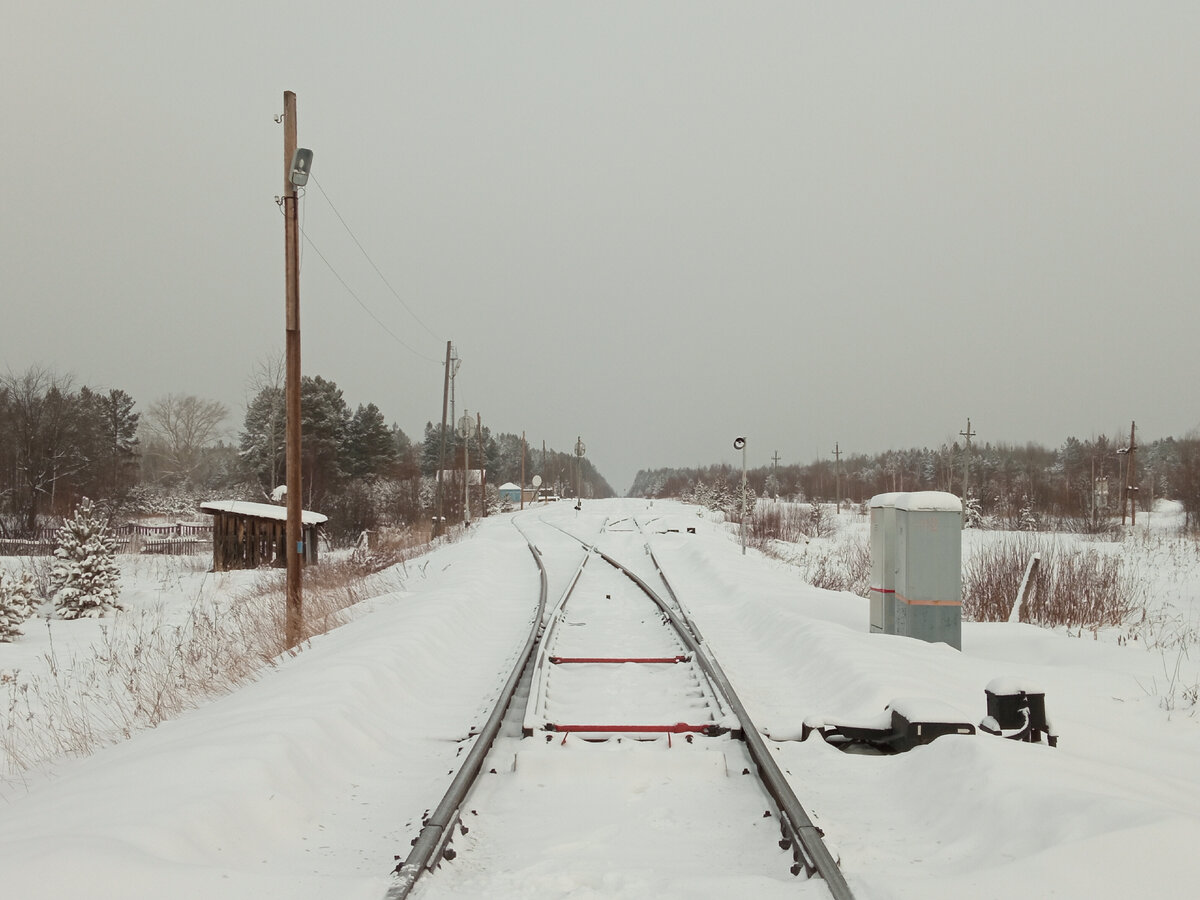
[734,436,747,555]
[282,88,314,649]
[574,437,586,510]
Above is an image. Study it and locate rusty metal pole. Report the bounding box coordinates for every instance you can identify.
[283,90,303,648]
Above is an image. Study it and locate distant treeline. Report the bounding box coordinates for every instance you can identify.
[0,365,615,546]
[629,433,1200,529]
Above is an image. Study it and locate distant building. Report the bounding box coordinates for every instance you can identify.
[199,500,327,571]
[498,482,522,503]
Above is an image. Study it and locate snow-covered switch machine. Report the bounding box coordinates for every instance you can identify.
[888,491,963,650]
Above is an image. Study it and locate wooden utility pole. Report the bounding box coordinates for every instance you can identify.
[460,409,470,526]
[433,340,451,537]
[771,450,781,498]
[476,412,485,517]
[1090,456,1097,530]
[1121,420,1138,526]
[282,90,303,648]
[959,418,976,500]
[449,349,462,524]
[832,442,842,513]
[520,431,526,510]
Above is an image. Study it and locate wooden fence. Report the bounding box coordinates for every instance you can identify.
[0,522,213,557]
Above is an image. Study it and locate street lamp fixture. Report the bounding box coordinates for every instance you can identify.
[734,436,747,554]
[289,148,314,188]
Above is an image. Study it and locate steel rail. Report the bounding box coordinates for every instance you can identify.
[552,517,856,899]
[521,533,598,734]
[384,527,550,900]
[641,531,856,899]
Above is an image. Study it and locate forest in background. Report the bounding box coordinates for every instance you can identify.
[9,362,1197,543]
[0,365,614,547]
[629,431,1200,531]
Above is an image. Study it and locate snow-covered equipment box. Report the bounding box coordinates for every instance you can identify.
[801,697,975,754]
[868,492,903,634]
[894,491,963,649]
[979,678,1057,747]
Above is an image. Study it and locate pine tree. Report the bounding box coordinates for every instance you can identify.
[1018,496,1040,532]
[345,403,398,478]
[239,385,286,491]
[51,498,123,619]
[0,568,36,641]
[964,495,985,529]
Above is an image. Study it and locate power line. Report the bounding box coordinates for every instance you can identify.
[277,197,441,365]
[310,174,443,346]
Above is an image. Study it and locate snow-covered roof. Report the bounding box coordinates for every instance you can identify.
[868,492,905,508]
[498,482,520,491]
[199,500,328,525]
[439,469,485,485]
[895,491,962,513]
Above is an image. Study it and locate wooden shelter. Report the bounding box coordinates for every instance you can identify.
[199,501,327,572]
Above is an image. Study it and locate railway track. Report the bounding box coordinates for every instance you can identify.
[386,509,854,899]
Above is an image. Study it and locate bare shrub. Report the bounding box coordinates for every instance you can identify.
[1025,549,1137,629]
[748,504,806,547]
[961,534,1041,622]
[1055,516,1123,539]
[748,502,837,547]
[963,534,1138,628]
[800,535,872,596]
[803,502,837,539]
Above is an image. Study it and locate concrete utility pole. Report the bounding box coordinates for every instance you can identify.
[282,90,305,649]
[959,418,976,501]
[832,442,842,513]
[433,341,451,537]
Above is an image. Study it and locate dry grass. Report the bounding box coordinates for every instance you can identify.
[1,523,455,776]
[800,536,872,596]
[748,501,837,545]
[747,504,872,597]
[962,534,1139,629]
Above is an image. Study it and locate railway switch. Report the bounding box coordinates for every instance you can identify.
[801,697,975,753]
[979,679,1057,746]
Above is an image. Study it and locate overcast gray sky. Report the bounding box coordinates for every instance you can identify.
[4,3,1198,494]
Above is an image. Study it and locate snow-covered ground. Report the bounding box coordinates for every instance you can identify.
[1,500,1198,898]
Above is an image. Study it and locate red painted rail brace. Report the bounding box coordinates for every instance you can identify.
[548,722,718,734]
[550,655,689,664]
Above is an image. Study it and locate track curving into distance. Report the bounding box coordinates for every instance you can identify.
[386,509,854,899]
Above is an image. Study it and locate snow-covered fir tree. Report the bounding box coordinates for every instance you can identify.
[0,568,37,641]
[51,498,123,619]
[963,495,985,529]
[1018,496,1041,532]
